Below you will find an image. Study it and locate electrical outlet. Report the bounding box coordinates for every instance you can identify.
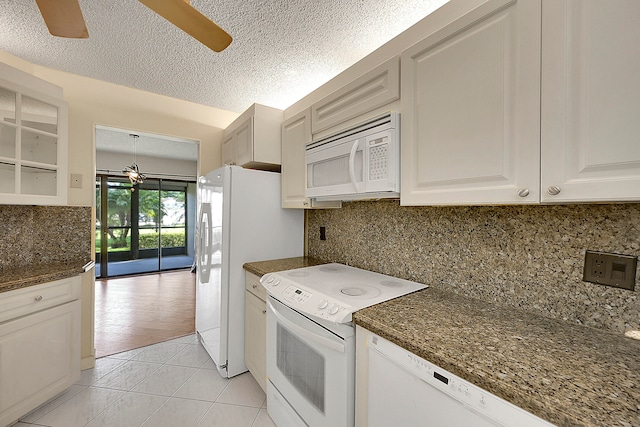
[583,250,637,291]
[70,173,83,189]
[320,226,326,241]
[591,256,606,279]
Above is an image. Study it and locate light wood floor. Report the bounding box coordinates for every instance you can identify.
[94,269,196,358]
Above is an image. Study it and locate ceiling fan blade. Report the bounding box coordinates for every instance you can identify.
[35,0,89,38]
[139,0,232,52]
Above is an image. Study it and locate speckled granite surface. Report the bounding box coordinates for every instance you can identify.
[354,288,640,427]
[0,262,88,293]
[243,256,327,277]
[0,205,92,292]
[308,201,640,335]
[0,205,92,269]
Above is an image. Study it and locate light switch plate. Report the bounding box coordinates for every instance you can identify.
[583,250,637,291]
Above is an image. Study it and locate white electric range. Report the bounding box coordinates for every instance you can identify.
[261,263,427,427]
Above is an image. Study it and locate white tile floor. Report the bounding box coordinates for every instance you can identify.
[13,335,276,427]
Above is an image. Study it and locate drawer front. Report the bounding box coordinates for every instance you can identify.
[245,271,267,301]
[0,276,81,324]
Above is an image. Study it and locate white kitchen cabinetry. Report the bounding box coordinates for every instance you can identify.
[223,103,283,171]
[244,271,267,393]
[311,57,400,134]
[0,276,81,427]
[281,108,341,209]
[0,63,68,205]
[401,0,640,206]
[281,109,311,208]
[540,0,640,203]
[401,0,541,206]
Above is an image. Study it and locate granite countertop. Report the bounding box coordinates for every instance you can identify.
[354,287,640,427]
[0,261,91,294]
[243,256,327,277]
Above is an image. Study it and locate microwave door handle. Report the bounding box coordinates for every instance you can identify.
[267,300,345,353]
[348,139,359,191]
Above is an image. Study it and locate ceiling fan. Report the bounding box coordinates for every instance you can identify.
[34,0,232,52]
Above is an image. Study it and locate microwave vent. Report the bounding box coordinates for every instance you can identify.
[306,112,398,151]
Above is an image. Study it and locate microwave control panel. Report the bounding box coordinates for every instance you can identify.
[366,131,392,183]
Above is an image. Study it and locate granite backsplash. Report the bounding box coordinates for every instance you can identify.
[0,205,92,270]
[307,200,640,335]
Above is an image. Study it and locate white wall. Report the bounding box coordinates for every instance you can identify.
[0,50,239,368]
[0,50,238,207]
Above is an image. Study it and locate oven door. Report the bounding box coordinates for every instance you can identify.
[266,296,355,427]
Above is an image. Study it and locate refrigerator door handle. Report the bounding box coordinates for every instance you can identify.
[199,202,212,283]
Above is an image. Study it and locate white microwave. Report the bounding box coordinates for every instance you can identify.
[305,112,400,201]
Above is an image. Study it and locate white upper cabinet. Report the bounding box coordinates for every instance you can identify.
[311,57,400,134]
[401,0,541,206]
[540,0,640,203]
[0,63,68,205]
[223,103,283,171]
[281,109,342,209]
[400,0,640,206]
[281,109,312,208]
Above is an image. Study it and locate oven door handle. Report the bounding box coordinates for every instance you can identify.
[268,300,345,353]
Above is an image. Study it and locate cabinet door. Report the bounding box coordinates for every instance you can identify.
[244,290,267,393]
[222,134,235,165]
[0,63,68,205]
[311,57,400,134]
[400,0,541,205]
[282,109,312,208]
[0,300,80,426]
[541,0,640,203]
[234,118,254,167]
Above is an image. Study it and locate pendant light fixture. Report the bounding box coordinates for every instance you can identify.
[123,133,146,186]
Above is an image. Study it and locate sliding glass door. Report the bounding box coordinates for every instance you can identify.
[96,175,195,278]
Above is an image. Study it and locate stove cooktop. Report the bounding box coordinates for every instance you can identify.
[261,263,427,323]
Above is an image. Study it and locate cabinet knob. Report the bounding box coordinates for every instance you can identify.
[262,310,267,314]
[303,201,309,206]
[517,188,530,197]
[252,284,257,289]
[547,186,561,196]
[34,295,43,302]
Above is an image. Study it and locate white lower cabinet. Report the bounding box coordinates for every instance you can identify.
[0,277,81,427]
[244,271,267,393]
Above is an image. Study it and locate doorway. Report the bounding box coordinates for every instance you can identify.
[95,175,196,278]
[94,126,199,356]
[94,126,198,278]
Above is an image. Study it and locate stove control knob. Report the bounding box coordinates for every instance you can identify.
[318,300,329,309]
[263,275,274,284]
[272,278,280,287]
[329,304,340,315]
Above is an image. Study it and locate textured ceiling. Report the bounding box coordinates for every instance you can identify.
[0,0,448,114]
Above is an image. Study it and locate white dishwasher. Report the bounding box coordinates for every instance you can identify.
[367,334,556,427]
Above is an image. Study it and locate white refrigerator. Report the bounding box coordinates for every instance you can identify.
[196,165,303,378]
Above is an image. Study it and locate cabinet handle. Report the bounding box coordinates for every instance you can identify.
[547,186,561,196]
[34,295,43,302]
[517,188,530,197]
[303,201,309,206]
[262,310,267,314]
[252,284,258,289]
